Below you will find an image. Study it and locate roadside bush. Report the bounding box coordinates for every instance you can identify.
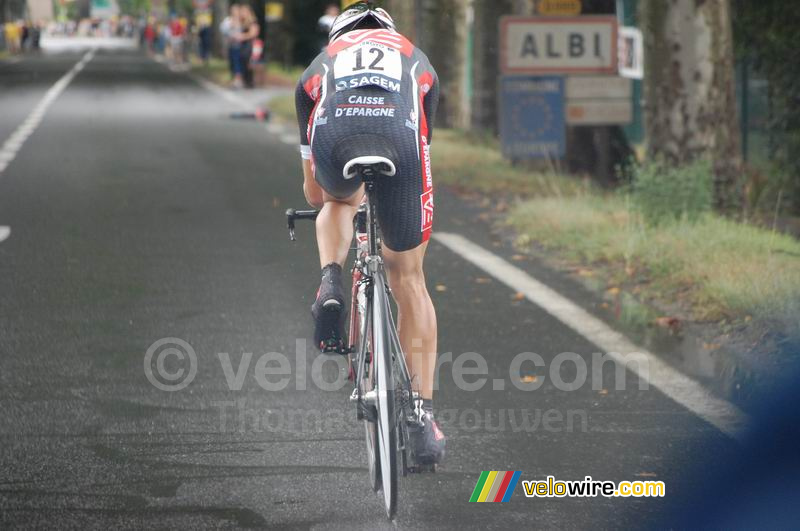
[628,159,713,226]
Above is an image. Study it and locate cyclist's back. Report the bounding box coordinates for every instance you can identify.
[296,27,439,252]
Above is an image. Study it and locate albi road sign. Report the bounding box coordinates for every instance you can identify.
[501,16,618,75]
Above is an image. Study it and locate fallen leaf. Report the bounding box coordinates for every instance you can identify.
[606,287,621,296]
[435,285,447,292]
[511,254,527,262]
[512,292,526,301]
[600,302,610,309]
[577,269,594,278]
[475,277,492,284]
[654,316,681,330]
[521,375,537,383]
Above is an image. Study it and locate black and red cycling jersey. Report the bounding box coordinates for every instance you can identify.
[295,29,440,251]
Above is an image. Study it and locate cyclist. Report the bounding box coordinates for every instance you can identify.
[295,1,445,465]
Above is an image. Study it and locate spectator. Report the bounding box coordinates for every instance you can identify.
[4,21,21,54]
[30,21,41,52]
[143,16,157,55]
[20,21,30,51]
[251,37,266,87]
[195,10,213,65]
[239,5,261,88]
[220,4,243,88]
[317,4,339,51]
[168,15,185,66]
[318,4,339,33]
[237,4,261,88]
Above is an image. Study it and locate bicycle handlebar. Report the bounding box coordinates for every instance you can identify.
[286,208,319,241]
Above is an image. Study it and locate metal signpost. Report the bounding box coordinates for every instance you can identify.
[500,77,566,160]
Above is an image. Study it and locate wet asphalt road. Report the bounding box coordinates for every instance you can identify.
[0,48,740,529]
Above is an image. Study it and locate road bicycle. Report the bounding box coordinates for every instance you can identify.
[286,156,433,520]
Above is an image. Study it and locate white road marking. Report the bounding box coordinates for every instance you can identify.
[41,36,137,51]
[0,57,21,67]
[0,49,95,177]
[191,75,252,112]
[192,74,301,150]
[433,232,750,442]
[265,122,284,134]
[0,226,9,243]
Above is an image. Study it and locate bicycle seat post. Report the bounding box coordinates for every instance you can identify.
[358,167,381,263]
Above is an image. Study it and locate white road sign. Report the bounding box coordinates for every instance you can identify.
[566,75,631,99]
[566,99,632,125]
[619,26,644,79]
[501,16,618,75]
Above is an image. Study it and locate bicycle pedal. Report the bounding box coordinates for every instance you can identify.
[319,339,347,355]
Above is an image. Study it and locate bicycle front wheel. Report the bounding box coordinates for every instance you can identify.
[373,272,398,519]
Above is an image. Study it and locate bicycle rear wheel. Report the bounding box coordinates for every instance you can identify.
[373,272,398,519]
[356,300,381,493]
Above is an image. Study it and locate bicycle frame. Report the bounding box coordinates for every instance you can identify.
[286,167,425,519]
[350,178,416,416]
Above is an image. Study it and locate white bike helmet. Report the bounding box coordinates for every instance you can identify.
[329,2,396,43]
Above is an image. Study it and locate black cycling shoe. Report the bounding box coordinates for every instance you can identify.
[311,263,347,353]
[408,411,446,466]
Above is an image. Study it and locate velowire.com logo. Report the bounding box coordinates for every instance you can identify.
[469,471,522,503]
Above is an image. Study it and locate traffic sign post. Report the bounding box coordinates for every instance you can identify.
[500,77,566,160]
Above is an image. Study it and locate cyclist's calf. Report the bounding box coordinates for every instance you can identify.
[384,244,438,400]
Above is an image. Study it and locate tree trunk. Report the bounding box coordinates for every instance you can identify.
[385,0,471,129]
[641,0,743,212]
[471,0,515,132]
[424,0,470,128]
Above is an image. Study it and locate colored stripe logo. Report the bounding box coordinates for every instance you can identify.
[469,471,522,502]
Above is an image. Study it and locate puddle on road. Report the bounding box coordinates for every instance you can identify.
[605,292,800,410]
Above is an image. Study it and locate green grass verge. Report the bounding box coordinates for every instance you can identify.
[509,196,800,323]
[190,56,230,85]
[266,63,305,85]
[432,130,591,198]
[269,93,297,125]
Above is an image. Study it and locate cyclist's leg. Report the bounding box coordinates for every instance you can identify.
[315,187,363,268]
[383,242,437,400]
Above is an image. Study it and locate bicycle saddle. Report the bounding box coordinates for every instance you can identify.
[343,156,397,180]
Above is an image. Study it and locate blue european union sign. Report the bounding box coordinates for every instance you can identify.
[500,76,566,159]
